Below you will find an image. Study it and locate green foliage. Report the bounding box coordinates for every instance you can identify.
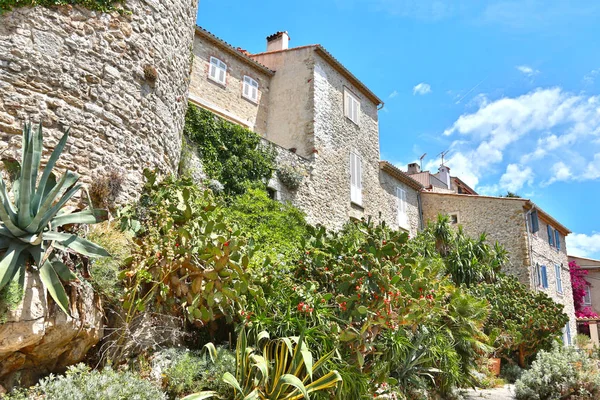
[0,0,123,14]
[515,345,600,400]
[122,171,259,326]
[225,187,308,267]
[0,278,23,324]
[500,362,523,384]
[4,363,166,400]
[185,328,342,400]
[85,221,132,302]
[156,347,235,399]
[469,275,569,367]
[276,164,305,190]
[0,123,109,315]
[184,104,276,196]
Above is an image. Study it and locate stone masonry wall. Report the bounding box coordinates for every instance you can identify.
[0,0,198,202]
[421,193,531,284]
[189,33,271,135]
[530,218,577,340]
[379,170,420,237]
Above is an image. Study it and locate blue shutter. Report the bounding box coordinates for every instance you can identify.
[547,225,554,246]
[555,230,561,251]
[541,265,548,288]
[530,210,539,233]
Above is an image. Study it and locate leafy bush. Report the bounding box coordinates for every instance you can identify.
[0,0,123,14]
[85,221,132,302]
[469,274,569,367]
[4,363,166,400]
[184,104,276,196]
[515,345,600,399]
[225,187,308,267]
[276,164,305,190]
[154,347,235,399]
[500,362,523,384]
[90,168,124,210]
[0,279,22,324]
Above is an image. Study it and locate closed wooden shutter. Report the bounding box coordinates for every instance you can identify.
[547,225,554,246]
[555,230,561,251]
[397,187,407,227]
[350,152,362,205]
[530,210,539,233]
[555,264,563,293]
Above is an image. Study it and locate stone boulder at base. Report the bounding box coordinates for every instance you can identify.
[0,271,104,388]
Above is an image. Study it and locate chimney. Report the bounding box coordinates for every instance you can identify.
[437,165,451,189]
[266,31,290,52]
[407,162,421,174]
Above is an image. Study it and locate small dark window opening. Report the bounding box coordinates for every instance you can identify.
[267,187,277,200]
[450,214,459,224]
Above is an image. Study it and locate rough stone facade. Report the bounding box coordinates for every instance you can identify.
[421,192,576,339]
[0,0,199,202]
[189,28,273,136]
[379,170,420,237]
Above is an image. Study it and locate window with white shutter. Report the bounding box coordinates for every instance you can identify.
[555,264,563,294]
[208,57,227,85]
[243,76,258,103]
[350,152,362,205]
[584,286,592,306]
[397,187,408,228]
[344,89,360,124]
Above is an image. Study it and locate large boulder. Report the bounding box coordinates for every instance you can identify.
[0,270,104,388]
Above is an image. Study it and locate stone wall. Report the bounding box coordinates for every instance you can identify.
[379,170,420,237]
[421,192,530,282]
[530,218,577,339]
[0,0,198,203]
[189,31,272,135]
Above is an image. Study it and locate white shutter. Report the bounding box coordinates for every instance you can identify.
[218,68,225,84]
[350,152,362,205]
[397,187,407,227]
[555,264,563,293]
[251,86,258,101]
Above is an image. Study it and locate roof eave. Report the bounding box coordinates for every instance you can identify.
[380,161,424,191]
[524,201,571,235]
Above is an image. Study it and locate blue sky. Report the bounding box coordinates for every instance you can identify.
[197,0,600,259]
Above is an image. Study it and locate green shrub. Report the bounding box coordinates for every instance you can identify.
[225,187,308,267]
[276,164,305,190]
[86,221,132,302]
[4,363,166,400]
[500,362,523,384]
[0,278,22,324]
[154,347,235,399]
[184,104,276,196]
[515,345,600,399]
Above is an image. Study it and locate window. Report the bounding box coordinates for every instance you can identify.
[540,265,548,288]
[208,57,227,85]
[534,264,540,287]
[563,323,572,346]
[547,224,555,246]
[450,213,459,224]
[555,230,561,251]
[584,285,592,306]
[349,152,362,205]
[397,187,407,227]
[243,76,258,102]
[555,264,563,294]
[344,89,360,124]
[530,210,539,233]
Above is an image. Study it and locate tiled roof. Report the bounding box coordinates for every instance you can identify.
[380,161,424,191]
[252,45,384,106]
[195,26,275,75]
[451,176,478,195]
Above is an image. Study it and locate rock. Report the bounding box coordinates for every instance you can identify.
[0,270,104,389]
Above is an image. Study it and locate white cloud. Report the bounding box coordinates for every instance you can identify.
[440,87,600,192]
[413,83,432,95]
[567,232,600,259]
[583,68,600,86]
[516,65,539,76]
[388,90,399,99]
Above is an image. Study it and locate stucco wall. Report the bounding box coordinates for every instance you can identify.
[251,49,315,158]
[421,193,530,282]
[189,34,271,135]
[583,269,600,315]
[379,170,420,237]
[0,0,198,202]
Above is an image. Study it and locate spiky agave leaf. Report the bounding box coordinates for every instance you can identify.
[0,122,109,315]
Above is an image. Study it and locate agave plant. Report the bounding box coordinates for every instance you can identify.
[184,327,342,400]
[0,122,109,314]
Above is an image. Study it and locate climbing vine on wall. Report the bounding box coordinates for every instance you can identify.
[183,103,276,196]
[0,0,123,14]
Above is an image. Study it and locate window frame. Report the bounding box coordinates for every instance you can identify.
[208,56,227,85]
[555,264,563,294]
[584,285,592,306]
[547,224,555,247]
[242,75,259,103]
[563,323,572,347]
[344,88,360,125]
[349,151,363,206]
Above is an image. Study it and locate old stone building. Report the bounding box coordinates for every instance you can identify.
[421,192,576,342]
[188,27,422,235]
[568,255,600,344]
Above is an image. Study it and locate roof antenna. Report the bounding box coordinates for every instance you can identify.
[419,153,427,170]
[438,150,450,167]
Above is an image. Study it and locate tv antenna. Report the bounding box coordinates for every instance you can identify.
[419,153,427,170]
[438,150,450,166]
